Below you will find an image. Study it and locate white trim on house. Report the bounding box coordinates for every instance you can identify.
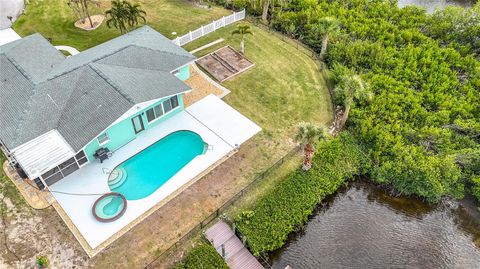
[145,96,181,125]
[10,130,76,179]
[169,59,196,74]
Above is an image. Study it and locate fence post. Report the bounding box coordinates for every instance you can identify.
[222,16,225,27]
[189,31,193,41]
[201,25,204,36]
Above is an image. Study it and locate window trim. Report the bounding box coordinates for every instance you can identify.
[146,96,180,125]
[41,150,88,183]
[97,133,110,146]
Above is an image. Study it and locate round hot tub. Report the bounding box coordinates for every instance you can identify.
[92,192,127,222]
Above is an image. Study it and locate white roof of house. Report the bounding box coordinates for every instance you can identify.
[11,130,75,179]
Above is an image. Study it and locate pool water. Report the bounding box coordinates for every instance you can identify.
[109,131,205,200]
[94,195,125,219]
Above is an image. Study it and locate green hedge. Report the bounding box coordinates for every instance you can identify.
[174,243,228,269]
[235,133,369,256]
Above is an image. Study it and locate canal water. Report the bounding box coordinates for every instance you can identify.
[398,0,476,13]
[269,181,480,269]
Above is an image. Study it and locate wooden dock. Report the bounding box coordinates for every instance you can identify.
[205,220,264,269]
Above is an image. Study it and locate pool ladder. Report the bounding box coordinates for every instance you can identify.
[103,168,119,177]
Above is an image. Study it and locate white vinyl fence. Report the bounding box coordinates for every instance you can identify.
[172,9,246,46]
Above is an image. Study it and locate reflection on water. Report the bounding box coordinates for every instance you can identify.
[270,181,480,269]
[398,0,475,13]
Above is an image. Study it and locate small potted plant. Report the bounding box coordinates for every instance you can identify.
[36,255,49,268]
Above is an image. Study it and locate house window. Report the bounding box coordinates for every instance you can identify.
[146,96,179,124]
[40,150,88,186]
[75,150,88,166]
[59,157,79,177]
[97,133,109,145]
[163,96,179,114]
[146,104,164,123]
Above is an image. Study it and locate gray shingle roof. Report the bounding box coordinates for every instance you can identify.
[0,34,65,83]
[0,26,195,152]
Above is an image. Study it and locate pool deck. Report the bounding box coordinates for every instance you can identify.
[49,95,261,256]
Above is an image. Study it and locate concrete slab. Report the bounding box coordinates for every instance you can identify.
[49,96,261,251]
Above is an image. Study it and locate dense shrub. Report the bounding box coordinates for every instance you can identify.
[174,244,228,269]
[221,0,480,202]
[235,133,369,256]
[424,3,480,56]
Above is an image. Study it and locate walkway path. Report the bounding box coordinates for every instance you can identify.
[0,28,21,45]
[0,0,23,29]
[55,45,80,56]
[205,220,264,269]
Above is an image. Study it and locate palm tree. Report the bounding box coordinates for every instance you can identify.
[312,17,340,60]
[252,0,290,22]
[295,123,328,171]
[332,63,372,128]
[105,0,146,34]
[67,0,97,28]
[231,24,253,54]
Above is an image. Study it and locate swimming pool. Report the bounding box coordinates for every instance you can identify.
[108,131,206,200]
[92,193,127,222]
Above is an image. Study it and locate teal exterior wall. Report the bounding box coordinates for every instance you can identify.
[175,65,190,81]
[83,94,185,161]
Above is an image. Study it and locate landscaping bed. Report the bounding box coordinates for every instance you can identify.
[196,45,254,82]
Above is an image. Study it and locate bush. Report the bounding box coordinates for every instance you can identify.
[174,244,228,269]
[471,176,480,202]
[36,256,49,268]
[235,133,368,256]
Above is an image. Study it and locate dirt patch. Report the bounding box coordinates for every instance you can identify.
[196,46,254,82]
[74,15,104,31]
[0,201,88,269]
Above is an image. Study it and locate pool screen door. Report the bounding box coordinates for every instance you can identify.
[132,115,145,134]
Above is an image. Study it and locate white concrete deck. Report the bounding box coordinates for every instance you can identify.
[0,28,21,45]
[49,95,261,249]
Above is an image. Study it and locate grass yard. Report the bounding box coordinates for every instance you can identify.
[13,0,230,51]
[185,22,333,159]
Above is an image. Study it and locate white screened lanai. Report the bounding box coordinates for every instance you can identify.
[9,130,89,186]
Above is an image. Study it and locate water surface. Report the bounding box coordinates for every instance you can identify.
[270,181,480,269]
[398,0,475,13]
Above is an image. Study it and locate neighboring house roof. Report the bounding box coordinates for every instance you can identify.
[0,25,195,178]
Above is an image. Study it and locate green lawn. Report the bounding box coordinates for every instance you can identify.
[13,0,230,51]
[185,22,333,157]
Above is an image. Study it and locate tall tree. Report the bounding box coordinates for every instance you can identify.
[310,17,340,60]
[331,63,372,128]
[105,0,146,34]
[294,123,328,171]
[68,0,98,28]
[231,24,253,54]
[252,0,290,22]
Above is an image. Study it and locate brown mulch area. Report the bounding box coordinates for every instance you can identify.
[183,66,223,107]
[74,15,104,31]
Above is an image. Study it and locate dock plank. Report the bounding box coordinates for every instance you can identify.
[205,220,264,269]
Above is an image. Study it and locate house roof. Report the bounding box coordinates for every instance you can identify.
[0,26,195,157]
[11,130,76,179]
